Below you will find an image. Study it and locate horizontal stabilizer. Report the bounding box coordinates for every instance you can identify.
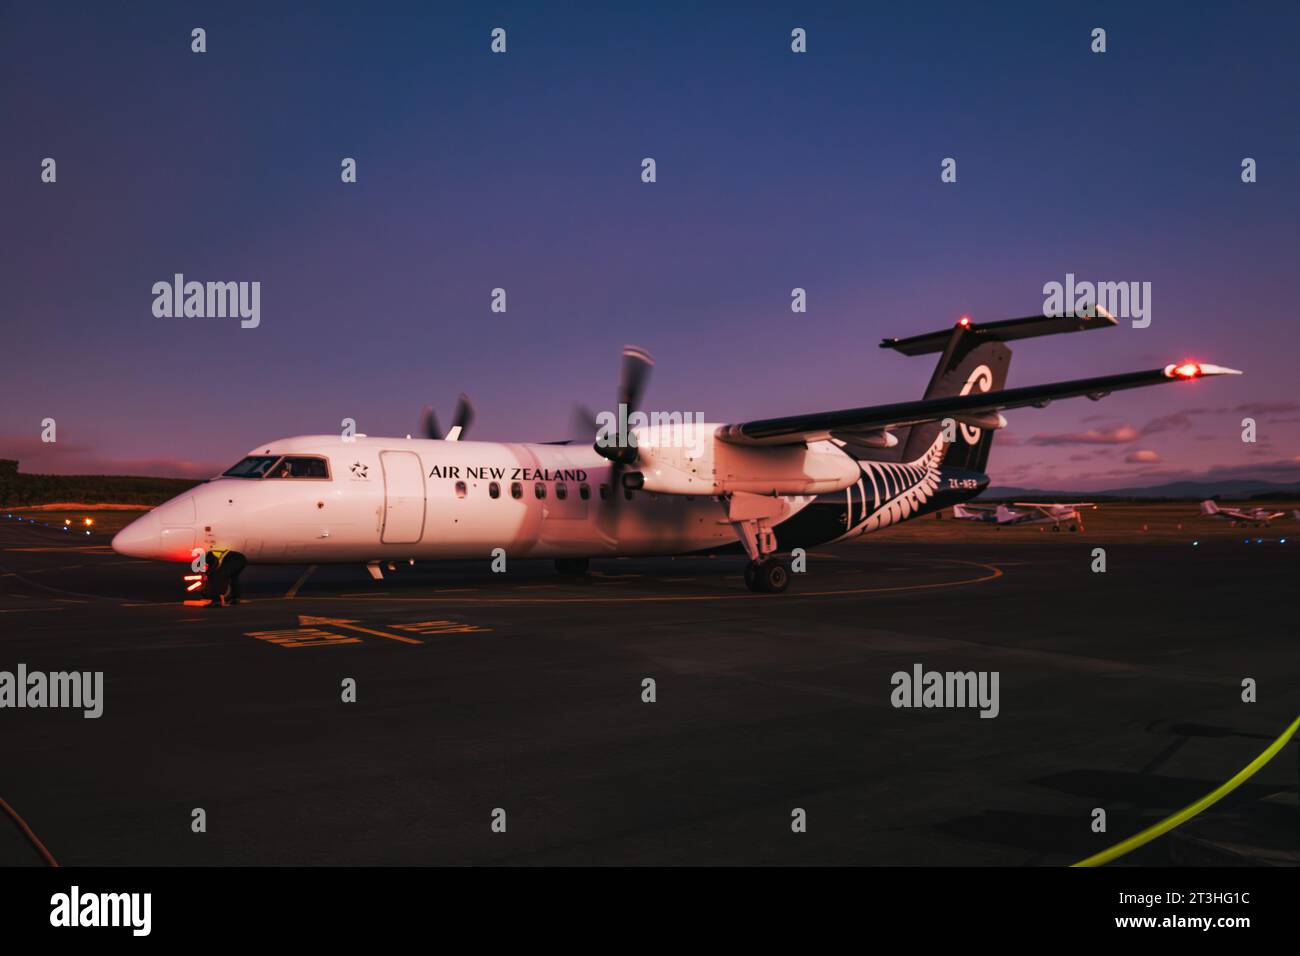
[880,312,1118,357]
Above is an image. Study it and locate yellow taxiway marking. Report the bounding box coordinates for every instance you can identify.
[244,616,491,648]
[285,565,317,599]
[392,619,493,635]
[289,560,1004,605]
[246,626,363,649]
[297,614,422,644]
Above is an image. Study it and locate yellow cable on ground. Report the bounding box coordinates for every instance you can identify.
[1072,713,1300,867]
[0,796,59,867]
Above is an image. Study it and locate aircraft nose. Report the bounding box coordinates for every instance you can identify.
[111,512,161,558]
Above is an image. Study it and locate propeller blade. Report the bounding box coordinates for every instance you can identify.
[594,346,654,540]
[445,393,474,441]
[571,404,598,442]
[420,405,441,441]
[618,345,654,414]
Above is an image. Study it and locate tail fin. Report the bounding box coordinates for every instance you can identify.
[1201,499,1219,515]
[899,339,1010,472]
[882,313,1118,473]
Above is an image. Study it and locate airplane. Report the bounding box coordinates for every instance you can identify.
[1199,500,1285,527]
[952,501,1096,531]
[111,312,1239,594]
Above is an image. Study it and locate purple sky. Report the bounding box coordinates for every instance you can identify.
[2,2,1297,491]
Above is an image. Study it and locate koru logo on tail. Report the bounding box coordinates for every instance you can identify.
[958,365,993,444]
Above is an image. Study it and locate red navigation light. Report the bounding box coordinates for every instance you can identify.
[1172,362,1201,379]
[958,315,971,328]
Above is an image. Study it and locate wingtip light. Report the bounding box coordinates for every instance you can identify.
[1165,361,1243,379]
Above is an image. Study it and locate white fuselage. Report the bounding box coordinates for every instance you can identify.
[111,435,820,564]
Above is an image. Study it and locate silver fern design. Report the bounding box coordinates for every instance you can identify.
[836,433,947,539]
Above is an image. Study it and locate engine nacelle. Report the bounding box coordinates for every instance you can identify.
[630,423,859,496]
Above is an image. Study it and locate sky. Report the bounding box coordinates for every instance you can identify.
[2,1,1298,491]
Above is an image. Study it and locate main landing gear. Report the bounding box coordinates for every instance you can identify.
[728,498,791,594]
[744,558,790,593]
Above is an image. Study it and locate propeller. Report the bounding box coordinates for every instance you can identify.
[420,394,475,441]
[570,404,599,443]
[592,346,654,537]
[617,346,654,421]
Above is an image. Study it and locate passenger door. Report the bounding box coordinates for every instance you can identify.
[380,451,426,544]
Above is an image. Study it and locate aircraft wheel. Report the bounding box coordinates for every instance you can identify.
[555,558,590,576]
[743,563,757,590]
[748,560,789,594]
[1051,524,1061,533]
[1069,524,1078,533]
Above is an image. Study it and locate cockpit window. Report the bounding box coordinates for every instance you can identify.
[268,456,331,479]
[222,455,282,478]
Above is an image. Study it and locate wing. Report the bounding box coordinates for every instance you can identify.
[717,362,1240,447]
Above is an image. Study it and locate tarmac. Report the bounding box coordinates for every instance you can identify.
[1,512,1297,865]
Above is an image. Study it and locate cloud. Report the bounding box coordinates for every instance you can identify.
[1027,424,1139,446]
[1125,449,1161,464]
[1083,457,1300,485]
[1139,412,1194,436]
[1233,401,1300,415]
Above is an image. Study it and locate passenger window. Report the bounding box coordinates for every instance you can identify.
[489,481,500,499]
[510,482,522,499]
[455,481,467,499]
[579,483,590,500]
[269,456,330,479]
[624,487,634,501]
[555,482,567,500]
[534,482,547,500]
[599,484,611,500]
